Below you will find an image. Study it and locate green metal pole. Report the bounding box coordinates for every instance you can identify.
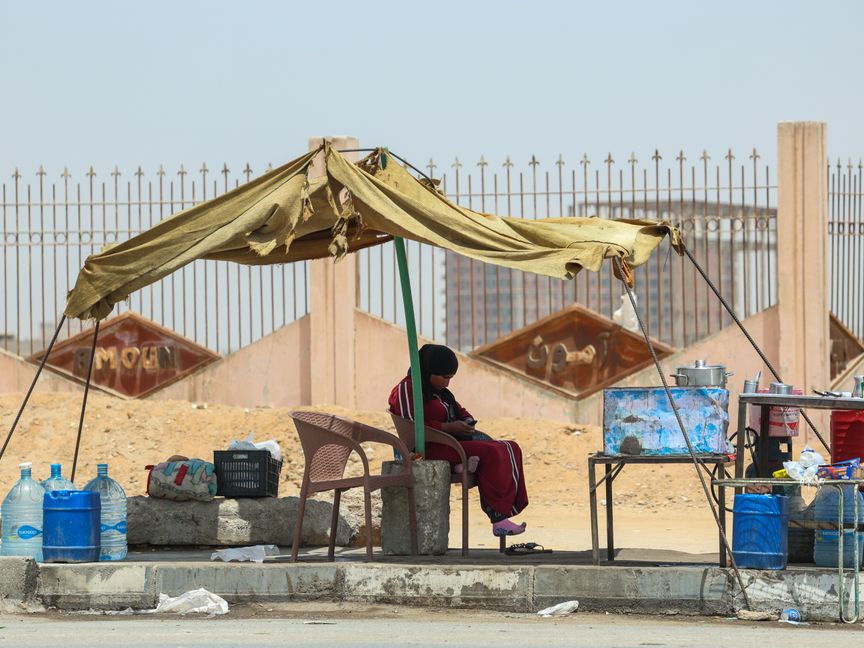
[393,235,426,455]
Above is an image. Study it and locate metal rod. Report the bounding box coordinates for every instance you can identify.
[682,245,831,454]
[613,256,752,610]
[71,319,100,483]
[0,316,67,464]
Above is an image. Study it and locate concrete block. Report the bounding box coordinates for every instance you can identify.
[381,460,450,555]
[534,566,733,616]
[127,495,359,548]
[37,563,158,610]
[0,557,38,603]
[341,564,532,611]
[731,569,859,622]
[155,563,340,602]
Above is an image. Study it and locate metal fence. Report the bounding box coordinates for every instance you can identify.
[0,164,309,356]
[358,149,779,351]
[828,159,864,341]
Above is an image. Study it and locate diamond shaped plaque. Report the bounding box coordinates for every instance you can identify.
[29,312,220,398]
[472,303,673,400]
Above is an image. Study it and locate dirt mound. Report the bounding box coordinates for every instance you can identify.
[0,392,722,552]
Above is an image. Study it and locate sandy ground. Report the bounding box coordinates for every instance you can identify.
[0,392,724,553]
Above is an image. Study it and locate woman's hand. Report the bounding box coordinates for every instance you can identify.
[442,421,475,435]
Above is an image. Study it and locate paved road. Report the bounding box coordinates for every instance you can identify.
[0,604,859,648]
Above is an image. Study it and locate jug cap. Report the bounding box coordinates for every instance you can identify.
[19,461,32,469]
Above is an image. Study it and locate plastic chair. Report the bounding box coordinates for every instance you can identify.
[389,413,476,556]
[290,411,418,562]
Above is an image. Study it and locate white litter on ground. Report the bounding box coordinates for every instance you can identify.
[537,600,579,617]
[210,544,280,563]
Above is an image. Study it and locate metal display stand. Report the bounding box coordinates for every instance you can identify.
[734,393,864,481]
[588,453,734,566]
[714,477,864,624]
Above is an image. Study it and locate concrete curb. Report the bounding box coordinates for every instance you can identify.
[14,559,861,622]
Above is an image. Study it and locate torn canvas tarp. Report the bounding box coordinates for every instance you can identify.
[64,144,683,321]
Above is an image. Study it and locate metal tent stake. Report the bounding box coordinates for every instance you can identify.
[71,320,101,483]
[0,315,67,463]
[613,257,752,610]
[394,236,426,455]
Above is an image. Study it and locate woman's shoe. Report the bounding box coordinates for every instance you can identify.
[493,518,527,537]
[453,456,480,474]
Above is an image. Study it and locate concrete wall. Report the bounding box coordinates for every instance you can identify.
[151,315,311,408]
[0,347,82,395]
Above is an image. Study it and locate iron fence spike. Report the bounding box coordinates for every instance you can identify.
[605,153,615,166]
[700,149,711,163]
[11,168,20,180]
[628,152,638,165]
[580,154,590,167]
[452,156,462,170]
[61,167,71,180]
[502,156,513,169]
[86,166,96,178]
[178,164,187,178]
[266,162,273,172]
[477,155,487,169]
[157,164,166,177]
[749,147,760,161]
[725,149,734,162]
[200,162,209,175]
[241,163,251,176]
[36,165,46,177]
[652,149,662,162]
[529,155,539,168]
[426,158,437,177]
[676,150,686,163]
[135,165,145,178]
[555,154,565,167]
[111,165,121,178]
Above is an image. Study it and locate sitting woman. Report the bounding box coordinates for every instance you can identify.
[388,343,529,538]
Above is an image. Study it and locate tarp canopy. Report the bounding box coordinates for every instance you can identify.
[64,144,683,321]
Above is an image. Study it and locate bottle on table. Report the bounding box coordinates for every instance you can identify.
[1,462,46,561]
[83,464,127,561]
[41,463,75,492]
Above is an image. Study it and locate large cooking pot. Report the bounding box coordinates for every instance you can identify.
[670,359,732,388]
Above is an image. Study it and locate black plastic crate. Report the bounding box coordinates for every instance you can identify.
[214,450,282,497]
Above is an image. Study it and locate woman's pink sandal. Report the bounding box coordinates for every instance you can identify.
[493,519,527,537]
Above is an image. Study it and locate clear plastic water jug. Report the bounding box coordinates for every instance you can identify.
[41,463,75,492]
[83,464,127,561]
[1,462,46,561]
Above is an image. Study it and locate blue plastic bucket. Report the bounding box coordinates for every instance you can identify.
[42,490,101,563]
[732,494,789,570]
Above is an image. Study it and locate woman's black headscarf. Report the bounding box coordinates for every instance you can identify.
[411,344,460,411]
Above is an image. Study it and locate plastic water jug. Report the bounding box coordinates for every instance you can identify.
[813,484,864,568]
[83,464,127,561]
[731,494,789,569]
[1,462,46,561]
[42,490,101,563]
[41,463,75,492]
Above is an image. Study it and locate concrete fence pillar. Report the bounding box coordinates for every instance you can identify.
[776,122,829,442]
[308,136,359,407]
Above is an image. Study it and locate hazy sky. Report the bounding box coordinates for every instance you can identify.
[2,0,863,179]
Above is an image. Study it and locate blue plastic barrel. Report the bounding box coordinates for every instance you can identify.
[814,529,864,568]
[732,494,789,569]
[42,490,101,563]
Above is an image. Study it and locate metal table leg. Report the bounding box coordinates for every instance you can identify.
[605,463,615,561]
[718,482,727,567]
[588,458,599,565]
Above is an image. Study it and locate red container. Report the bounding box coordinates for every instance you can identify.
[830,410,864,463]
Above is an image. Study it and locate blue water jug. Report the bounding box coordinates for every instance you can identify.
[41,463,75,492]
[732,494,789,570]
[83,464,127,561]
[42,490,101,563]
[813,484,864,567]
[1,462,46,561]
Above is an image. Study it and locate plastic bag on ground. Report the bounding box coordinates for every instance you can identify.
[210,544,280,563]
[227,432,282,461]
[154,588,228,615]
[537,600,579,617]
